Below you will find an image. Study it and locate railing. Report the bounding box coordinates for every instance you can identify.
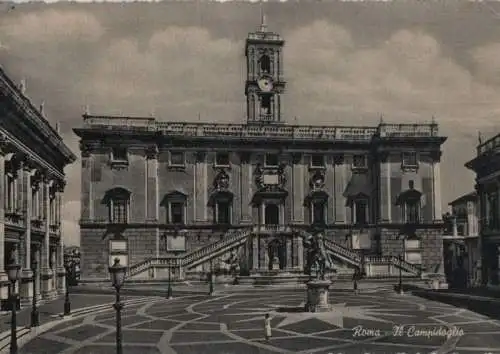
[128,227,253,277]
[478,132,500,155]
[181,228,252,266]
[81,116,440,142]
[253,224,292,233]
[247,32,282,41]
[377,123,439,138]
[323,239,362,264]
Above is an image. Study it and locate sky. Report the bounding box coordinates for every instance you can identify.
[1,0,499,246]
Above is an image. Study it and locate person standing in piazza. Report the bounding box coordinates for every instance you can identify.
[352,266,362,295]
[264,313,272,341]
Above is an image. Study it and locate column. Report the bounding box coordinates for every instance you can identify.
[333,154,346,223]
[291,153,304,223]
[286,238,292,269]
[263,237,269,270]
[261,203,265,225]
[379,152,391,222]
[22,163,31,271]
[0,139,7,303]
[41,177,53,298]
[297,234,304,270]
[20,160,34,301]
[432,151,443,222]
[252,235,259,271]
[146,147,160,257]
[56,181,66,294]
[240,152,252,224]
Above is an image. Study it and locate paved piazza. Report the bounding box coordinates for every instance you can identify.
[18,289,500,354]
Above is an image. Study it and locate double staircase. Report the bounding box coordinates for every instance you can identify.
[127,228,253,278]
[127,226,423,280]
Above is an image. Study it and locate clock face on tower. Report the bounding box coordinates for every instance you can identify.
[257,76,274,92]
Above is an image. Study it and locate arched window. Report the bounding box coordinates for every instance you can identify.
[103,187,131,224]
[161,191,187,225]
[259,54,271,74]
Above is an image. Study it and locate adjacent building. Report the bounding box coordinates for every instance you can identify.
[466,135,500,286]
[75,19,447,282]
[443,192,480,287]
[0,67,76,308]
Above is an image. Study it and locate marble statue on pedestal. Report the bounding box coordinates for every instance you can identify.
[303,232,334,280]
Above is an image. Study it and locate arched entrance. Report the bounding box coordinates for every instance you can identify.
[267,237,285,270]
[264,204,280,225]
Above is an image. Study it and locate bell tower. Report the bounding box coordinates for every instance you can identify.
[245,12,286,124]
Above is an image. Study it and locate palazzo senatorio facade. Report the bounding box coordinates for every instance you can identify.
[75,20,446,282]
[0,68,76,308]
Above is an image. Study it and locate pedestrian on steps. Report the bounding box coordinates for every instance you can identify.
[264,313,272,341]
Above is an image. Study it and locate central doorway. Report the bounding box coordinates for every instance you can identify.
[264,204,280,225]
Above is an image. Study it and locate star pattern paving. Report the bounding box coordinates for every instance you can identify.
[16,289,500,354]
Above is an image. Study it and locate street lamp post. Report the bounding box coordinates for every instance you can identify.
[109,258,127,354]
[209,258,214,296]
[167,258,173,299]
[6,262,21,354]
[64,260,72,316]
[398,236,406,295]
[31,256,39,327]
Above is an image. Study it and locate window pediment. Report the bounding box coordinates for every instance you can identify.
[396,189,422,206]
[304,190,329,205]
[209,190,234,206]
[103,187,131,204]
[161,190,187,206]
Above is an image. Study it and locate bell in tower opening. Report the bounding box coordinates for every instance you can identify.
[245,12,285,125]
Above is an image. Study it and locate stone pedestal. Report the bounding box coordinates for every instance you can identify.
[272,257,280,271]
[56,267,66,295]
[306,280,332,312]
[41,268,57,300]
[20,270,33,305]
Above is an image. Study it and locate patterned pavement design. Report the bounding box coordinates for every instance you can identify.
[15,289,500,354]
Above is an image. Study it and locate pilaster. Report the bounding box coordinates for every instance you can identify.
[240,152,252,224]
[194,151,207,222]
[432,151,443,222]
[379,152,391,222]
[297,234,304,270]
[80,142,93,220]
[20,160,34,301]
[292,153,304,223]
[333,154,345,223]
[56,181,66,294]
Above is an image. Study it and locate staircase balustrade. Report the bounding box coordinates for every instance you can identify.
[127,228,253,277]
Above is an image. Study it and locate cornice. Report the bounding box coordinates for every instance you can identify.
[0,70,76,165]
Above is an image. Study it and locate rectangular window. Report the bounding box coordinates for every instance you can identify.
[352,155,367,169]
[170,202,184,224]
[216,201,231,224]
[312,202,325,224]
[215,152,230,167]
[311,154,325,168]
[354,199,368,225]
[111,147,128,162]
[404,201,420,224]
[5,174,15,213]
[488,192,499,229]
[111,200,128,224]
[169,151,185,167]
[265,153,279,167]
[402,152,418,167]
